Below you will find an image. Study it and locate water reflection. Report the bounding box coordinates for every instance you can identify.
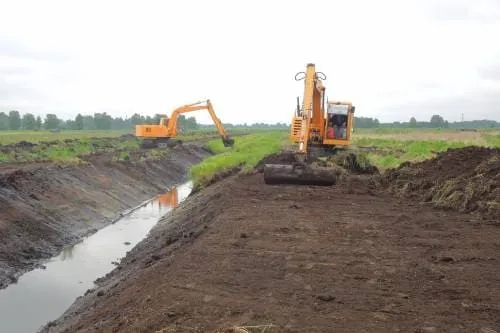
[60,246,75,261]
[156,187,178,208]
[0,181,192,333]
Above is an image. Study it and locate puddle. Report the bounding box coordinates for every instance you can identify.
[0,181,192,333]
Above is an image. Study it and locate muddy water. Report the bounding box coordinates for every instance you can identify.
[0,181,192,333]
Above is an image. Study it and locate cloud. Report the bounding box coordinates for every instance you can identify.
[423,0,500,22]
[0,39,69,62]
[478,63,500,82]
[0,0,499,124]
[381,90,500,122]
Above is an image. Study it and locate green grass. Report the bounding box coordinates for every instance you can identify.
[0,130,131,145]
[0,135,143,163]
[353,134,500,170]
[0,129,253,163]
[189,131,288,186]
[483,134,500,147]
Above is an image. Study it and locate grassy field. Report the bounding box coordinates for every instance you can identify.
[2,127,500,174]
[0,130,132,145]
[353,128,500,169]
[0,128,282,164]
[188,127,500,186]
[0,128,275,146]
[0,136,141,163]
[189,131,288,186]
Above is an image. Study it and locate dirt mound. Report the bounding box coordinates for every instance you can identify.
[316,151,379,175]
[254,151,298,172]
[384,146,500,219]
[0,140,37,153]
[119,133,137,141]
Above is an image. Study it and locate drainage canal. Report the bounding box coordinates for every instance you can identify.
[0,181,192,333]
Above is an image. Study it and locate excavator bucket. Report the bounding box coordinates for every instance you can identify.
[263,162,339,186]
[222,136,235,147]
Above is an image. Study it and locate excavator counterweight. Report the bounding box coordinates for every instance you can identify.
[263,63,355,186]
[135,100,234,149]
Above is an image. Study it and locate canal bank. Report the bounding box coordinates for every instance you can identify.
[0,143,210,291]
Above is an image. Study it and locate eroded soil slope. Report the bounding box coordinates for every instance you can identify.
[42,148,500,332]
[0,143,210,289]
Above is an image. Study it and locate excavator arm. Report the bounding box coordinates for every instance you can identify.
[294,63,326,159]
[166,100,234,147]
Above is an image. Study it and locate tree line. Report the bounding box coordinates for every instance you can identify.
[355,115,500,129]
[0,111,201,131]
[1,110,498,131]
[0,110,291,131]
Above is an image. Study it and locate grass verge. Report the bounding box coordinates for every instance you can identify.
[189,131,288,187]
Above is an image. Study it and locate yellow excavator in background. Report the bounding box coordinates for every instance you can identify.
[135,99,234,149]
[263,63,356,185]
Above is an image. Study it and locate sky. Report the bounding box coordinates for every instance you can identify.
[0,0,499,124]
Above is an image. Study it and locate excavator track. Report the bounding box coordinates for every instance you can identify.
[140,138,182,149]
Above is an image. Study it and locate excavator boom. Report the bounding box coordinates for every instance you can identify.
[135,100,234,148]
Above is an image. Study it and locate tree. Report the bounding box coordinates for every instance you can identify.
[82,115,96,130]
[430,114,445,128]
[94,112,112,130]
[75,114,84,130]
[409,117,417,128]
[152,114,163,124]
[184,116,198,130]
[8,110,21,130]
[0,112,8,130]
[22,113,37,130]
[44,114,60,130]
[130,113,143,126]
[354,116,380,128]
[35,116,42,130]
[63,119,73,129]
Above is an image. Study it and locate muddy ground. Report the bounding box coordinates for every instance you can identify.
[0,141,210,290]
[40,147,500,333]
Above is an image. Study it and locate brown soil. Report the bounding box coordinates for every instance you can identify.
[40,147,500,333]
[0,142,210,290]
[384,146,500,219]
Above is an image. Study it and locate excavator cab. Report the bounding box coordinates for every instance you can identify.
[324,101,355,144]
[159,116,169,127]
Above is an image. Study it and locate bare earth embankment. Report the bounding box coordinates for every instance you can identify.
[40,146,500,333]
[0,141,210,290]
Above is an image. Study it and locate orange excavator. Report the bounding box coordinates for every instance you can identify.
[135,99,234,149]
[263,63,356,185]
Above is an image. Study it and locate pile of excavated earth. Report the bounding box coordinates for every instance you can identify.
[384,146,500,219]
[1,142,499,332]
